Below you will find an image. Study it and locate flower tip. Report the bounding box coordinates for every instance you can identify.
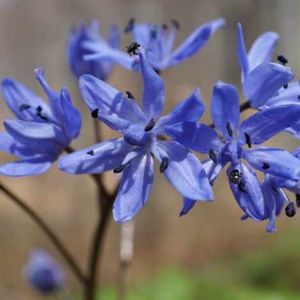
[34,67,45,79]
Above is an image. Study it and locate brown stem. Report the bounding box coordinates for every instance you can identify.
[0,181,86,284]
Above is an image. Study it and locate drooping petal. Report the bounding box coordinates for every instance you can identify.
[227,162,265,221]
[152,141,213,200]
[139,53,165,119]
[113,152,154,223]
[243,147,300,180]
[1,78,52,121]
[60,88,81,139]
[239,103,300,144]
[243,63,294,108]
[166,18,225,67]
[0,156,53,177]
[164,122,222,154]
[156,88,205,129]
[211,81,240,139]
[179,198,196,216]
[59,138,131,174]
[248,32,279,70]
[236,23,249,79]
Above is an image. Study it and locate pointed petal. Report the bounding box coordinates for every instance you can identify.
[157,88,205,129]
[211,81,240,138]
[59,138,131,174]
[243,63,294,108]
[236,23,249,79]
[108,24,120,49]
[239,104,300,144]
[139,53,165,119]
[153,141,213,200]
[0,157,52,177]
[243,147,300,180]
[167,18,225,67]
[248,32,279,70]
[179,198,196,216]
[227,162,265,221]
[113,153,154,223]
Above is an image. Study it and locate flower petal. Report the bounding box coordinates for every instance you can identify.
[59,138,131,174]
[113,152,154,223]
[202,159,223,184]
[0,156,52,177]
[179,198,196,216]
[211,81,240,139]
[248,32,279,71]
[239,104,300,144]
[243,147,300,180]
[236,23,249,80]
[153,141,213,200]
[139,53,165,119]
[243,63,294,108]
[167,18,225,67]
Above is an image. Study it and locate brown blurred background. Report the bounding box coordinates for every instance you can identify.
[0,0,300,299]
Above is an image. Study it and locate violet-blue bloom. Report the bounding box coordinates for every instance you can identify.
[83,18,225,73]
[167,81,300,231]
[24,249,65,294]
[0,68,81,176]
[68,21,120,81]
[59,53,213,223]
[236,23,294,108]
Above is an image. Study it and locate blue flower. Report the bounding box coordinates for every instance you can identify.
[0,68,81,176]
[167,81,300,231]
[83,18,225,73]
[236,23,294,108]
[59,53,213,223]
[24,249,65,294]
[67,21,120,80]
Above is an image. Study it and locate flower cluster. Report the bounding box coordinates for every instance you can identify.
[1,19,300,233]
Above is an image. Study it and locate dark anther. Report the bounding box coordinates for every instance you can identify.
[124,18,135,33]
[171,19,180,30]
[262,162,270,169]
[126,91,135,99]
[208,149,217,163]
[36,106,48,120]
[277,55,288,65]
[19,104,31,111]
[226,122,233,137]
[160,157,169,173]
[296,194,300,208]
[87,150,94,156]
[283,83,288,89]
[144,118,155,132]
[91,108,99,118]
[154,68,161,75]
[285,202,296,217]
[126,42,141,56]
[36,105,42,113]
[244,133,251,148]
[230,169,240,184]
[113,163,129,174]
[297,95,300,100]
[238,181,247,193]
[162,24,168,30]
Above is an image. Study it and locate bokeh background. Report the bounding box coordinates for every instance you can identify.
[0,0,300,299]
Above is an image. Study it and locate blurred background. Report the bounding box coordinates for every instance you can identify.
[0,0,300,299]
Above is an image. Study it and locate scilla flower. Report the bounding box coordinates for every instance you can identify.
[83,18,225,73]
[0,68,81,176]
[68,21,120,80]
[24,249,65,294]
[59,53,213,222]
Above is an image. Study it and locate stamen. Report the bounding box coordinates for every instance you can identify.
[87,150,94,156]
[277,55,288,65]
[244,133,251,148]
[285,202,296,217]
[238,181,247,193]
[296,194,300,208]
[144,118,155,132]
[113,163,129,174]
[36,105,42,113]
[262,163,270,169]
[91,108,99,118]
[226,122,233,137]
[126,91,135,99]
[208,149,217,163]
[160,157,169,173]
[171,19,180,30]
[35,106,48,120]
[19,104,31,111]
[124,18,135,33]
[283,83,288,89]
